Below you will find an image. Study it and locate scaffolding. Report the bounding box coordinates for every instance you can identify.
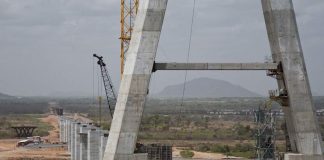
[136,143,172,160]
[255,101,276,160]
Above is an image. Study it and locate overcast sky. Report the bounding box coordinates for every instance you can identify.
[0,0,323,97]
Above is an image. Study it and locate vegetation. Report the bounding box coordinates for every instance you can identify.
[0,114,53,139]
[180,150,194,158]
[1,96,324,159]
[1,96,324,115]
[194,143,255,159]
[139,114,255,141]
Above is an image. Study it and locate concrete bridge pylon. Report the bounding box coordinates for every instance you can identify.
[103,0,324,159]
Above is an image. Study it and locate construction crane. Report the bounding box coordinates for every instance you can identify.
[93,54,117,118]
[120,0,139,76]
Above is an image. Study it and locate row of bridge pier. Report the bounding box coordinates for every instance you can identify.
[59,116,108,160]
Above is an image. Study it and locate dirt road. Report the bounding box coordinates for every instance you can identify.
[0,114,69,160]
[173,147,243,160]
[39,115,60,143]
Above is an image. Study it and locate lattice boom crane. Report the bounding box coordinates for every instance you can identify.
[93,54,117,117]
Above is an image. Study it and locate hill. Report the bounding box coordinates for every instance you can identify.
[0,92,15,99]
[155,77,262,98]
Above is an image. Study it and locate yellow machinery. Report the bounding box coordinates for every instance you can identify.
[120,0,139,75]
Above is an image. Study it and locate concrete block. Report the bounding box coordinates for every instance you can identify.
[284,153,324,160]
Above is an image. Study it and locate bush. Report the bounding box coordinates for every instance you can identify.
[233,143,254,152]
[180,150,194,158]
[194,144,210,152]
[210,144,227,153]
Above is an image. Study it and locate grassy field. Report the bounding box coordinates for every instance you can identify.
[0,114,53,139]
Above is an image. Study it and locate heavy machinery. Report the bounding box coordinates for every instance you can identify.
[93,54,117,118]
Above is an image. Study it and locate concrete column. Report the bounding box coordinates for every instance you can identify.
[59,117,64,142]
[88,129,102,160]
[79,124,93,160]
[67,119,73,152]
[71,122,77,159]
[100,131,109,160]
[64,119,67,143]
[74,122,81,160]
[262,0,323,155]
[103,0,168,159]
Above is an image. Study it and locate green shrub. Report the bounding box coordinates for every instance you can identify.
[194,144,210,152]
[180,150,194,158]
[210,144,227,153]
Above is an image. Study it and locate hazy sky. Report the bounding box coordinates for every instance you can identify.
[0,0,323,97]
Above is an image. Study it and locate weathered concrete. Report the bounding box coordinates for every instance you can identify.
[262,0,323,155]
[79,124,92,160]
[115,153,148,160]
[74,122,81,160]
[59,117,64,142]
[100,131,109,160]
[103,0,168,159]
[71,122,77,159]
[100,0,322,158]
[154,62,278,71]
[88,129,102,160]
[284,153,324,160]
[67,119,73,152]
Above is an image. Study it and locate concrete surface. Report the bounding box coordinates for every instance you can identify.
[88,129,102,160]
[103,0,168,159]
[74,122,81,160]
[262,0,324,154]
[284,153,324,160]
[154,62,278,71]
[80,124,92,160]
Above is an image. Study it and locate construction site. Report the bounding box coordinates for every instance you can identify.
[0,0,324,159]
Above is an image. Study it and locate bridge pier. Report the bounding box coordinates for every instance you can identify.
[88,129,102,160]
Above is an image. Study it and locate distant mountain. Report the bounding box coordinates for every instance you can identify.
[0,92,15,99]
[48,91,92,98]
[155,77,262,98]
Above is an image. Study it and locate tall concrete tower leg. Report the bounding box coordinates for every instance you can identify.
[262,0,323,155]
[103,0,168,160]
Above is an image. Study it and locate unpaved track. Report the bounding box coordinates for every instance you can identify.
[39,115,60,143]
[0,114,69,160]
[173,148,243,160]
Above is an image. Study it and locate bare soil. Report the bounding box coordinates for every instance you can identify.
[0,115,69,160]
[173,147,244,160]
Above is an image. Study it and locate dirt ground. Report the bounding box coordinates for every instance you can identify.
[0,114,69,160]
[39,115,60,143]
[173,148,243,160]
[0,114,246,160]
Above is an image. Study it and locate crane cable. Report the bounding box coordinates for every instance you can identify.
[181,0,196,107]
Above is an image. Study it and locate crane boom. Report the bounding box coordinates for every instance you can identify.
[93,54,117,117]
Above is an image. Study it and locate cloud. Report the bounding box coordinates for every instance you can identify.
[0,0,323,96]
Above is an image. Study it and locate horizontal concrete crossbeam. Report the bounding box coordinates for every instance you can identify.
[153,62,278,71]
